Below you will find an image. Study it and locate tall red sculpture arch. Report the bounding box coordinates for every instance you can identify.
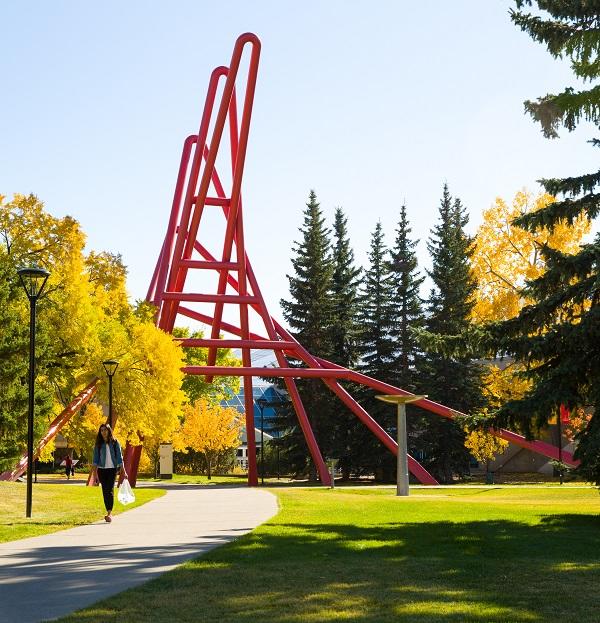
[141,32,577,487]
[0,34,578,486]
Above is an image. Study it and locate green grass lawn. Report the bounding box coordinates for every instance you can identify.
[0,482,165,543]
[56,486,600,623]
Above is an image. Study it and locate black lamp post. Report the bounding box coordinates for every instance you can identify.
[256,398,267,486]
[18,266,50,518]
[102,359,119,428]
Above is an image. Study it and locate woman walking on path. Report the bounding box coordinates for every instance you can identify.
[92,424,127,523]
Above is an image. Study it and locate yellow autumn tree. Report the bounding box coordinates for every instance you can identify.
[0,193,185,466]
[470,190,590,418]
[102,319,186,448]
[464,422,509,476]
[472,190,590,323]
[173,399,243,479]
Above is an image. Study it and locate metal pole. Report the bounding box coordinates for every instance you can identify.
[277,439,280,480]
[397,403,409,496]
[108,374,113,429]
[260,404,264,486]
[558,414,563,485]
[26,298,36,518]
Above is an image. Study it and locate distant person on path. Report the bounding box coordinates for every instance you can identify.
[64,454,73,480]
[92,424,127,523]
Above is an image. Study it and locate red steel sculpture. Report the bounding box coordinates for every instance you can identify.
[2,33,579,487]
[136,32,578,487]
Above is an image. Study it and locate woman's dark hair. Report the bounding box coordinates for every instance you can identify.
[95,424,116,448]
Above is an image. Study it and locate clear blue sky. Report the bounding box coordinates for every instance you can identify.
[1,1,596,334]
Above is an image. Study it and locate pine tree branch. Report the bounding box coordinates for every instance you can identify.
[540,167,600,196]
[514,192,599,230]
[524,85,600,137]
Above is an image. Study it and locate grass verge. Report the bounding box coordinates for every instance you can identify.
[0,481,165,543]
[56,486,600,623]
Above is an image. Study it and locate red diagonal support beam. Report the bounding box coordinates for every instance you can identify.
[0,379,99,482]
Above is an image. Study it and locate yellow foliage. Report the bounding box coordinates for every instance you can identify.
[482,364,531,410]
[173,399,242,456]
[1,193,185,464]
[462,363,532,450]
[62,402,106,456]
[38,439,55,463]
[464,427,509,464]
[471,190,590,323]
[470,190,589,422]
[109,320,186,448]
[137,447,153,474]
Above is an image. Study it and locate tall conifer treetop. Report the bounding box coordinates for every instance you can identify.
[329,207,362,369]
[279,190,336,478]
[389,203,425,391]
[280,190,334,358]
[357,221,396,381]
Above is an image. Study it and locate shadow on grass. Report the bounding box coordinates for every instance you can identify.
[56,513,600,623]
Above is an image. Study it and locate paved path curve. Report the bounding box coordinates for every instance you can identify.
[0,485,278,623]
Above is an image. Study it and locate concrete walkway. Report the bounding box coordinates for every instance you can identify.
[0,485,278,623]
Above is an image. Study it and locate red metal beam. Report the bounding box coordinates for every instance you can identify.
[153,134,197,318]
[162,292,257,304]
[205,36,261,374]
[160,66,229,332]
[196,196,231,206]
[182,366,350,378]
[179,260,238,271]
[176,338,296,349]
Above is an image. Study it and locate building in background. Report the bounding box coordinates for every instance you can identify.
[221,380,287,469]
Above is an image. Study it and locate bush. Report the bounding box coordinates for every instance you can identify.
[174,448,235,476]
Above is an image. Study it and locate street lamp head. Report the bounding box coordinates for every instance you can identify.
[256,398,268,409]
[18,267,50,300]
[102,359,120,377]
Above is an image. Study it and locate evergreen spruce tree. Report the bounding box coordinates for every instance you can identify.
[281,190,334,356]
[329,207,362,369]
[420,185,483,483]
[388,204,428,470]
[488,1,600,484]
[353,221,397,478]
[357,221,396,381]
[389,203,425,392]
[280,190,335,476]
[327,207,362,477]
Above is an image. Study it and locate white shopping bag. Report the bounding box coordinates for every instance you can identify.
[117,478,136,505]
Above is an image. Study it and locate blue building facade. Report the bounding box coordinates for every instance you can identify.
[221,382,287,434]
